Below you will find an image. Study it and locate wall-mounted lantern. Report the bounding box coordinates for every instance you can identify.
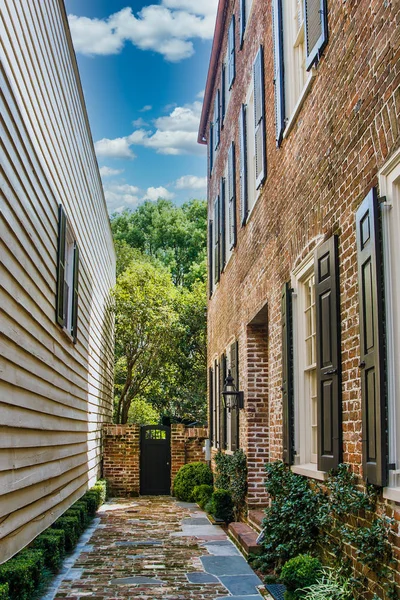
[221,369,244,412]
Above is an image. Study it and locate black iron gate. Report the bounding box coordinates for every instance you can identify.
[140,425,171,495]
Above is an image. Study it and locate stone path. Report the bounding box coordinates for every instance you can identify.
[41,496,264,600]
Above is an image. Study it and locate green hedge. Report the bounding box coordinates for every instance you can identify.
[173,462,213,501]
[192,484,214,509]
[0,479,107,600]
[206,489,234,523]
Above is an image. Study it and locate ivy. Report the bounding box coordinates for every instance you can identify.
[214,449,247,520]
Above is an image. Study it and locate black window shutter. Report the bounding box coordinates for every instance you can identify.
[282,282,294,465]
[219,177,226,272]
[219,354,227,450]
[56,204,67,327]
[239,0,246,47]
[230,341,240,451]
[208,219,213,298]
[254,46,266,188]
[209,366,214,445]
[315,235,342,472]
[228,15,235,89]
[221,65,226,125]
[228,142,237,249]
[215,359,219,447]
[304,0,328,70]
[213,196,220,284]
[356,188,387,487]
[209,124,214,177]
[214,90,220,150]
[239,104,248,226]
[71,241,79,344]
[272,0,285,147]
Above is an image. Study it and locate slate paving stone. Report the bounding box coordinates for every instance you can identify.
[200,555,255,576]
[203,541,241,556]
[111,576,165,585]
[219,574,262,595]
[186,572,219,584]
[183,517,211,525]
[214,596,263,600]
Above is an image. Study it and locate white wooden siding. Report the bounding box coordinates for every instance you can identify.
[0,0,115,562]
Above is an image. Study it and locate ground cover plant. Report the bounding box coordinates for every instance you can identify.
[214,449,247,520]
[173,462,213,501]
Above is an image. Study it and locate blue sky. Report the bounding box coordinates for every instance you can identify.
[65,0,217,213]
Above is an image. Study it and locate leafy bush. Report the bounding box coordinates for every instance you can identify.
[0,550,44,600]
[51,515,80,551]
[214,449,247,520]
[0,584,8,600]
[206,489,234,523]
[301,568,353,600]
[280,555,322,600]
[173,462,213,501]
[32,529,65,571]
[192,484,214,509]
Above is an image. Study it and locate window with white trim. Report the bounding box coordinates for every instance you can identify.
[245,81,257,214]
[380,149,400,492]
[283,0,307,119]
[224,163,233,266]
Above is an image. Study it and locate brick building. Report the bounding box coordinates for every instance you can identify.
[198,0,400,522]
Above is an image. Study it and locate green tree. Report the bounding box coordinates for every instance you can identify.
[127,398,160,425]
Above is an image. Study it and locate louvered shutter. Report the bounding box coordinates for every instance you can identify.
[254,46,266,188]
[272,0,285,147]
[230,341,240,451]
[56,204,67,327]
[221,65,226,125]
[209,366,214,445]
[282,283,294,465]
[228,142,237,249]
[304,0,328,70]
[213,197,220,284]
[228,15,235,89]
[209,124,214,176]
[239,0,246,47]
[214,90,220,150]
[239,104,248,226]
[315,235,342,472]
[208,219,213,298]
[215,359,220,447]
[71,242,79,344]
[219,354,227,450]
[220,178,226,272]
[356,188,387,487]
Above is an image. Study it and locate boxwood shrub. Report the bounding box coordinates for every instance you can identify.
[0,550,44,600]
[206,489,234,523]
[0,584,8,600]
[192,484,214,509]
[280,554,323,600]
[173,462,213,501]
[32,528,65,572]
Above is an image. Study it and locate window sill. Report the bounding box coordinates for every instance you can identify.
[283,69,316,140]
[383,487,400,503]
[291,463,327,481]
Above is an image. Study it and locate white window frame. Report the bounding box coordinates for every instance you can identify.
[63,224,75,336]
[223,50,232,118]
[244,78,260,219]
[291,251,326,481]
[224,163,233,268]
[224,343,236,453]
[380,149,400,501]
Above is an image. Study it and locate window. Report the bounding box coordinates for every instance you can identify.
[228,15,235,89]
[214,89,221,151]
[380,150,400,497]
[239,0,254,46]
[224,341,240,452]
[209,123,214,176]
[222,52,232,121]
[56,205,79,343]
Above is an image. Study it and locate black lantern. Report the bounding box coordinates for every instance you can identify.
[221,369,244,411]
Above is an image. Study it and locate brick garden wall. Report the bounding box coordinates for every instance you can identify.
[103,424,208,497]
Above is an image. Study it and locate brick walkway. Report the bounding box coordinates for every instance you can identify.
[41,496,264,600]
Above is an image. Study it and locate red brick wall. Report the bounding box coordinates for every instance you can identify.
[171,425,208,485]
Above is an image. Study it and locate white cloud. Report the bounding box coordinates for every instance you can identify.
[196,89,205,99]
[175,175,207,191]
[139,105,152,112]
[132,117,148,127]
[103,182,140,211]
[99,166,124,177]
[68,2,218,62]
[95,137,136,159]
[143,186,174,201]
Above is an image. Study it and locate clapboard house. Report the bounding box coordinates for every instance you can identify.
[199,0,400,534]
[0,0,115,561]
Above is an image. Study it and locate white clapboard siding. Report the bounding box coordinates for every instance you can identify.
[0,0,115,563]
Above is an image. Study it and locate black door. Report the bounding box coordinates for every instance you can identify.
[140,425,171,495]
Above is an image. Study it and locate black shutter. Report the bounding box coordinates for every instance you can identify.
[239,104,248,226]
[254,46,266,188]
[220,177,226,272]
[356,188,387,487]
[208,219,213,298]
[71,242,79,344]
[304,0,328,70]
[221,64,226,125]
[228,142,237,249]
[214,90,220,150]
[219,354,227,450]
[315,235,342,472]
[214,359,219,447]
[239,0,246,47]
[209,366,214,445]
[209,124,213,177]
[282,283,294,465]
[228,15,235,89]
[213,196,220,284]
[230,341,240,451]
[56,204,67,327]
[272,0,285,147]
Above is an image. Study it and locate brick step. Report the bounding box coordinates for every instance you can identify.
[247,509,265,533]
[228,522,262,557]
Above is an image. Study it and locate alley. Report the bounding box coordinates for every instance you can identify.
[42,496,263,600]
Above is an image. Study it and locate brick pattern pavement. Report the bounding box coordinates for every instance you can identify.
[42,496,264,600]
